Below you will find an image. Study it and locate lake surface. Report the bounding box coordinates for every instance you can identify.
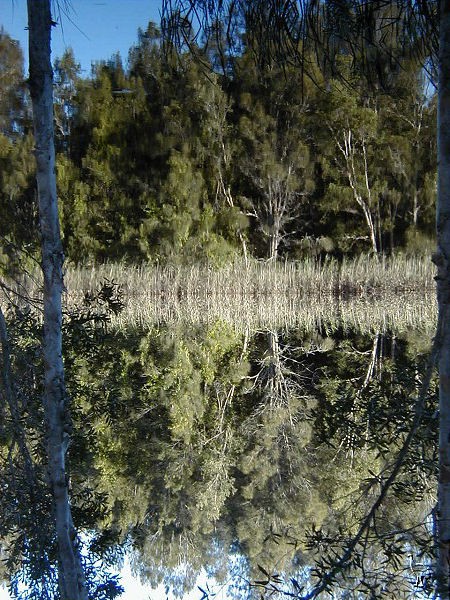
[0,293,439,598]
[77,293,438,598]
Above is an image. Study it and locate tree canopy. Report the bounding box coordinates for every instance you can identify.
[0,15,438,272]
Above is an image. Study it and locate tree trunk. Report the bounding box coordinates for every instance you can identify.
[269,228,279,261]
[339,130,378,254]
[27,2,88,599]
[437,1,450,595]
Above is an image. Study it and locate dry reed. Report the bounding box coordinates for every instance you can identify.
[64,254,435,297]
[56,255,436,333]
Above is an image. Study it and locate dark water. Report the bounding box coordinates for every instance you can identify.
[0,308,438,599]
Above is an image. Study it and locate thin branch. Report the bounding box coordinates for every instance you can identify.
[297,309,442,599]
[0,305,37,487]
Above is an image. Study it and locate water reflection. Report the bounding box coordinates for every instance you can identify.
[0,300,438,598]
[109,291,437,334]
[78,314,437,597]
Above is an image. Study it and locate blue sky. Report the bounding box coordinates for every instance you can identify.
[2,0,162,76]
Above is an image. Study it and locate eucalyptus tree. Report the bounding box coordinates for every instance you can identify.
[53,48,81,155]
[436,3,450,593]
[234,61,315,259]
[0,29,27,137]
[377,67,437,251]
[161,0,449,594]
[26,1,87,598]
[319,78,383,253]
[59,55,153,262]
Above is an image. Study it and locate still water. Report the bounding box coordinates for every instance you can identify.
[0,295,438,598]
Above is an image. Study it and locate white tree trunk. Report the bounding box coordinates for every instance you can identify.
[27,2,88,598]
[437,1,450,595]
[338,130,378,254]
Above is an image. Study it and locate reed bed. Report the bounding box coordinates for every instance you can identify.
[57,255,436,333]
[65,254,436,300]
[106,291,437,335]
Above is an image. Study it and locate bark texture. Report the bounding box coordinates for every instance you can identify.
[27,2,88,598]
[437,1,450,595]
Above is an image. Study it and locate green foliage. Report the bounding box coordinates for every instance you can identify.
[0,285,131,599]
[0,11,440,600]
[0,30,27,137]
[0,19,438,265]
[0,32,37,274]
[0,284,437,597]
[404,227,436,256]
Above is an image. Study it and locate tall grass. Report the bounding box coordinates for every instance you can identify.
[58,255,436,332]
[65,254,435,298]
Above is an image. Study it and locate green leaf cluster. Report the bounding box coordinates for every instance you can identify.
[0,20,437,266]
